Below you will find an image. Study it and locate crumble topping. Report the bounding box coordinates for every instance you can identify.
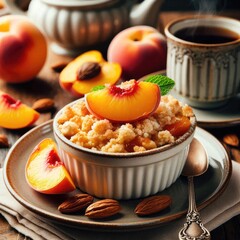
[57,95,194,153]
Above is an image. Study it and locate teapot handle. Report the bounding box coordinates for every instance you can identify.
[3,0,27,15]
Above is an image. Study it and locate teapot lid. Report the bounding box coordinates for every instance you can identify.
[42,0,120,9]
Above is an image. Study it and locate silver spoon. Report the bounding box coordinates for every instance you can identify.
[179,138,211,240]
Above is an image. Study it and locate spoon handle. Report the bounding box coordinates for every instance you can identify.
[179,176,211,240]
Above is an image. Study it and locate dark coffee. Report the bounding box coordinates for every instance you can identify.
[175,26,239,44]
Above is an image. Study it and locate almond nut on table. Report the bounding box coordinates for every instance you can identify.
[223,134,239,147]
[0,134,9,148]
[85,199,121,219]
[32,98,55,113]
[58,194,94,214]
[134,195,172,216]
[51,61,69,73]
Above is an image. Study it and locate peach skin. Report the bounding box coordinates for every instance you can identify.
[0,15,47,83]
[107,25,167,80]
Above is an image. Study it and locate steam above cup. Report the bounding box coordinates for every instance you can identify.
[165,16,240,109]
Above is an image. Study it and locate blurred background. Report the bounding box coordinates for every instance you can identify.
[161,0,240,11]
[1,0,240,13]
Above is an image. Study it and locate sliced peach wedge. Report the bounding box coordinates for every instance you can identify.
[0,91,39,129]
[85,80,161,122]
[25,138,76,194]
[59,50,122,97]
[164,116,191,138]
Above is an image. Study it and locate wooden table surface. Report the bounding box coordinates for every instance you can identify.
[0,7,240,240]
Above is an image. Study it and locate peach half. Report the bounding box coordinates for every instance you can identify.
[0,91,39,129]
[85,80,161,122]
[25,138,76,194]
[59,50,121,97]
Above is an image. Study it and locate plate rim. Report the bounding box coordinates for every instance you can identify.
[3,120,232,231]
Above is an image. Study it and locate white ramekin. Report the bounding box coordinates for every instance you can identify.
[53,100,196,200]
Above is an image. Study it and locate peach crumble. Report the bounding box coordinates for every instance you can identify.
[57,95,194,153]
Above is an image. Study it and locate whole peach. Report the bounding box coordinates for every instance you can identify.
[107,25,167,80]
[0,15,47,83]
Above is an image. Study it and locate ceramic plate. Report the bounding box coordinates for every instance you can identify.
[3,120,231,231]
[141,71,240,128]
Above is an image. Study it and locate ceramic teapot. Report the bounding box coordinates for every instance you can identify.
[5,0,164,55]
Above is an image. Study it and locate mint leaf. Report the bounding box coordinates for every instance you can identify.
[144,74,175,95]
[91,85,106,92]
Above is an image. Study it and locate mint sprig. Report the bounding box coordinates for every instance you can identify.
[91,85,106,92]
[144,74,175,96]
[90,74,175,95]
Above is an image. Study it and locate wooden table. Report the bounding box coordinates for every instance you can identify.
[0,9,240,240]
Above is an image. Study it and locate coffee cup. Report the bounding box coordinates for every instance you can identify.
[164,15,240,109]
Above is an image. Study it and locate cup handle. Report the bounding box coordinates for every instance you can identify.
[3,0,27,15]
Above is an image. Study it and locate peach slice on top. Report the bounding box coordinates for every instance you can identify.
[0,91,39,129]
[25,138,76,194]
[85,80,160,122]
[59,50,122,97]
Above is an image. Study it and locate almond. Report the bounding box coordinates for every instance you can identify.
[51,61,69,73]
[58,194,94,214]
[0,0,4,9]
[0,134,9,148]
[134,195,172,216]
[85,199,121,219]
[32,98,55,112]
[223,134,239,147]
[231,148,240,163]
